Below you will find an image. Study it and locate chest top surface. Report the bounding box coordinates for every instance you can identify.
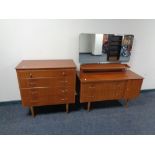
[16,59,76,70]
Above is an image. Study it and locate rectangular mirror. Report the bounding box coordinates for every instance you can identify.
[79,33,134,64]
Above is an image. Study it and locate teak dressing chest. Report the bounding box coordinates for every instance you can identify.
[78,63,143,111]
[16,60,76,116]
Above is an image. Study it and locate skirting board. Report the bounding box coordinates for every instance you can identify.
[141,89,155,93]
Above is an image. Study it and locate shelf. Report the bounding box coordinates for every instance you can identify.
[80,63,130,73]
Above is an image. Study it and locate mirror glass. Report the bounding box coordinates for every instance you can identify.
[79,33,134,64]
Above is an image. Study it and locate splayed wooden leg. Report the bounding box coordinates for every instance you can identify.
[88,102,91,111]
[66,104,69,113]
[30,106,35,117]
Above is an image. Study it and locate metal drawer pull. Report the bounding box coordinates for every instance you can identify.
[62,72,66,75]
[60,80,68,83]
[89,86,95,88]
[29,73,32,78]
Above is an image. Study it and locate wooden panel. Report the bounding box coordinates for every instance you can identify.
[80,81,126,102]
[124,79,143,99]
[20,87,75,106]
[95,81,126,100]
[17,69,75,79]
[18,75,75,89]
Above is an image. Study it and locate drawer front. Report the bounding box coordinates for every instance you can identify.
[20,87,75,106]
[19,76,75,89]
[17,69,75,79]
[20,88,50,106]
[19,77,56,88]
[97,81,126,100]
[80,81,126,102]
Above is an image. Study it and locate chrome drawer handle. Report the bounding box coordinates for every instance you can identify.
[61,98,65,101]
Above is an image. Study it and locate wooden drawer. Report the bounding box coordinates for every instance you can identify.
[17,69,75,79]
[80,81,126,102]
[19,77,56,88]
[20,88,50,106]
[19,76,75,89]
[99,81,126,100]
[20,87,75,106]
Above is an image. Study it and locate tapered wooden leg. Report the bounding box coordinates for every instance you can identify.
[88,102,91,111]
[125,99,129,108]
[30,106,35,117]
[66,104,69,113]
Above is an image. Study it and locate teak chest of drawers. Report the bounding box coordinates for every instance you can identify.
[78,63,143,111]
[16,60,76,116]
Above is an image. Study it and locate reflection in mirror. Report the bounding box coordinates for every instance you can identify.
[79,33,134,64]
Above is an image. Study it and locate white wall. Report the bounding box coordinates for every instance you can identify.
[0,19,155,102]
